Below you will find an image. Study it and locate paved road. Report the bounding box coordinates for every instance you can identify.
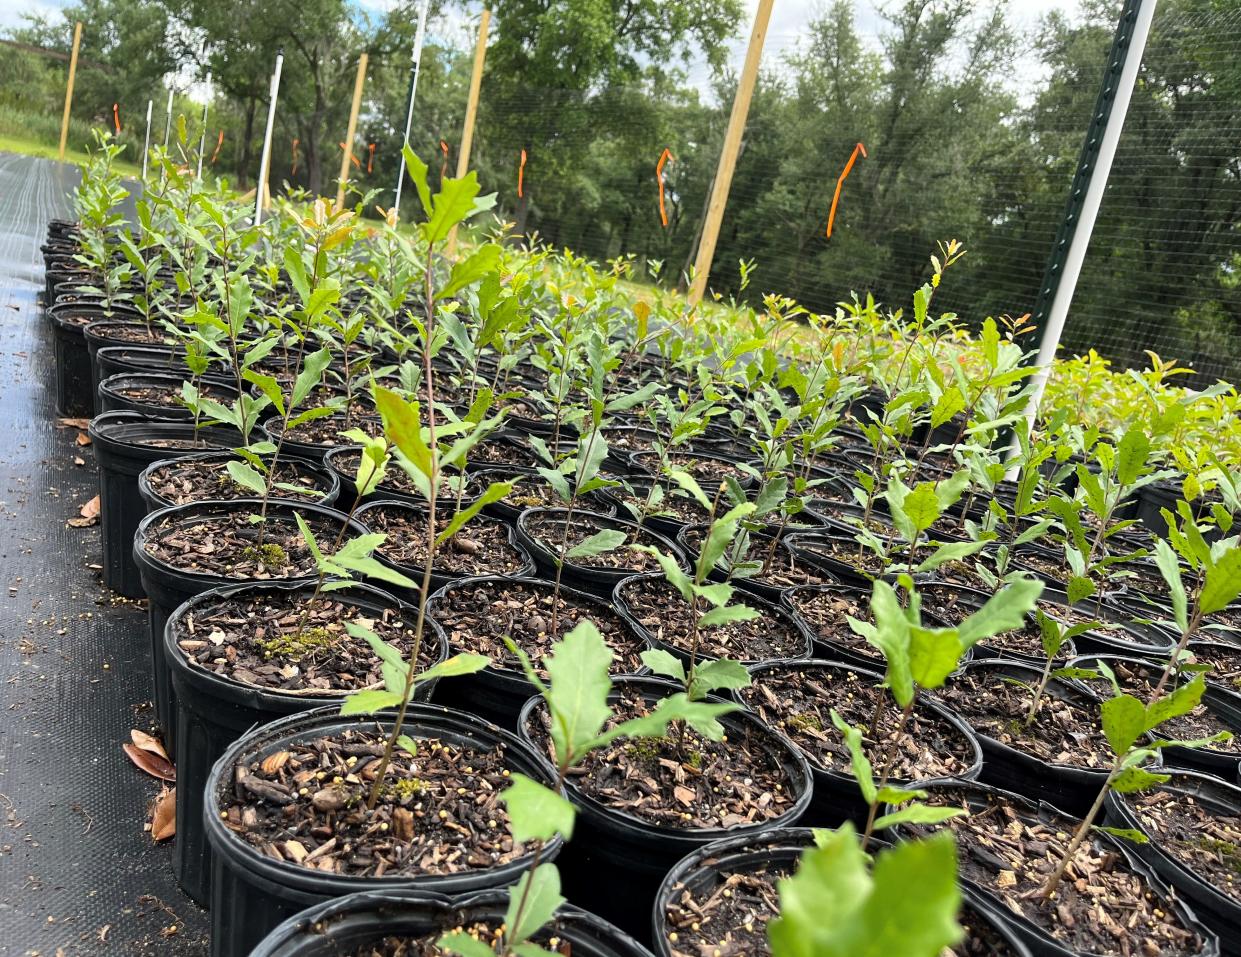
[0,151,208,955]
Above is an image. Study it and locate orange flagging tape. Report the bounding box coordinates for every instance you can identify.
[338,143,361,169]
[291,138,299,176]
[656,148,674,227]
[112,103,121,134]
[367,143,375,174]
[826,142,867,238]
[517,148,527,199]
[210,130,224,165]
[439,140,449,178]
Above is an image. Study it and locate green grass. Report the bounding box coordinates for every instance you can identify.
[0,131,142,179]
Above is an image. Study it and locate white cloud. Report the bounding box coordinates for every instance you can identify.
[0,0,69,32]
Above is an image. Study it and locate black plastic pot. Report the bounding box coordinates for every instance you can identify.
[258,415,384,463]
[133,499,364,751]
[938,659,1110,817]
[1067,653,1241,779]
[322,445,435,507]
[425,575,651,729]
[675,523,829,602]
[627,449,759,491]
[98,371,239,420]
[138,451,341,513]
[95,344,185,380]
[515,508,687,599]
[517,676,813,939]
[1105,770,1241,952]
[354,500,537,599]
[83,317,167,408]
[89,412,241,599]
[165,581,445,906]
[738,659,983,826]
[651,827,1032,957]
[613,572,813,667]
[204,705,562,957]
[250,889,655,957]
[49,303,100,416]
[888,779,1220,957]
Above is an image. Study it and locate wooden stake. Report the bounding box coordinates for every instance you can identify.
[335,52,369,211]
[446,9,490,257]
[688,0,775,305]
[57,21,82,161]
[254,52,283,227]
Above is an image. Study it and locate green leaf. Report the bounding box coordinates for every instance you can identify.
[1095,826,1149,844]
[639,649,686,684]
[374,386,433,480]
[291,347,334,410]
[768,823,962,957]
[401,145,432,215]
[226,460,268,495]
[1110,766,1170,794]
[955,577,1043,648]
[504,863,564,947]
[338,688,402,716]
[440,244,501,299]
[700,502,757,573]
[415,652,491,689]
[1152,539,1189,634]
[688,658,751,698]
[900,482,942,536]
[543,620,614,766]
[667,468,711,510]
[502,773,575,843]
[907,626,967,692]
[437,932,499,957]
[333,552,418,589]
[1101,694,1148,755]
[1116,427,1151,486]
[697,603,761,629]
[565,528,627,560]
[396,734,418,756]
[871,804,966,831]
[830,710,876,805]
[1200,548,1241,616]
[863,581,914,708]
[1067,575,1097,606]
[242,369,286,417]
[424,172,484,245]
[435,482,514,547]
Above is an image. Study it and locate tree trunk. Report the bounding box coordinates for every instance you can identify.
[237,96,257,189]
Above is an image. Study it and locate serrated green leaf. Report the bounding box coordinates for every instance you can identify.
[502,772,575,843]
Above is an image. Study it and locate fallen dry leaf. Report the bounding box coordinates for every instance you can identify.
[123,743,175,782]
[130,729,169,763]
[56,417,91,429]
[76,432,91,446]
[67,495,100,528]
[150,787,175,841]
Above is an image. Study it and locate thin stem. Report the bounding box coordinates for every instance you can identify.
[1038,759,1118,901]
[861,698,915,851]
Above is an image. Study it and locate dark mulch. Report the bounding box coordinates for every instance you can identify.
[618,576,805,662]
[366,506,529,579]
[267,415,382,447]
[522,513,668,573]
[784,586,879,665]
[428,578,646,675]
[145,457,325,506]
[220,727,529,878]
[740,664,977,781]
[934,669,1112,770]
[525,684,798,829]
[142,509,341,579]
[1127,788,1241,902]
[173,592,437,693]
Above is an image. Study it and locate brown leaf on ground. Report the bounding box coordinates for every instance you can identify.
[56,417,91,429]
[76,432,91,446]
[150,787,175,841]
[67,495,100,528]
[123,743,176,782]
[130,729,169,762]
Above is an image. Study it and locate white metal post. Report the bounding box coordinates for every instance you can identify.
[393,0,430,215]
[197,75,211,179]
[1008,0,1157,475]
[140,99,153,181]
[254,53,284,227]
[161,88,174,148]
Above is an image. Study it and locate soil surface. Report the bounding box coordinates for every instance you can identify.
[220,727,531,878]
[145,457,326,506]
[618,576,807,663]
[111,382,234,409]
[934,667,1113,770]
[682,526,830,591]
[339,919,580,957]
[662,862,1020,957]
[784,585,881,665]
[428,578,646,675]
[912,787,1206,956]
[365,505,531,579]
[141,508,342,578]
[1126,787,1241,902]
[1189,641,1241,691]
[267,414,383,447]
[740,664,977,781]
[632,451,755,485]
[525,684,799,829]
[522,512,671,573]
[173,593,439,693]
